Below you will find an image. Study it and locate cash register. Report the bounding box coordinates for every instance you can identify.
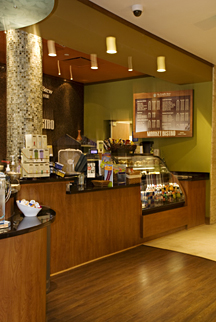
[86,149,101,179]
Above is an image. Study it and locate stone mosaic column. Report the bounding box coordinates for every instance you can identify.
[210,66,216,224]
[6,29,43,159]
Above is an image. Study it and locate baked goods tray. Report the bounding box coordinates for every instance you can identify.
[92,180,109,187]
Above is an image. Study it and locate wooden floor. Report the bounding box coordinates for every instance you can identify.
[46,246,216,322]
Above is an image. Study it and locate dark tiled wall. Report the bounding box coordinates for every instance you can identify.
[0,71,84,161]
[42,75,84,146]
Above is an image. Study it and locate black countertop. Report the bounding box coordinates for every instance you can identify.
[19,175,140,194]
[0,206,56,240]
[66,181,140,194]
[18,171,209,197]
[171,171,209,181]
[20,176,75,184]
[20,171,210,185]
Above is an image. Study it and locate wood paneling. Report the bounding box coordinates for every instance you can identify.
[142,206,188,238]
[17,183,143,274]
[0,228,47,322]
[180,180,206,228]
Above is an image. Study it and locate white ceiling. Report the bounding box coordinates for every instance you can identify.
[90,0,216,65]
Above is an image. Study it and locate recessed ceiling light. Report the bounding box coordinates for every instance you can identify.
[64,53,69,56]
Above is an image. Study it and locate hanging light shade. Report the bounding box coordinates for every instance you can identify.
[157,56,166,72]
[57,60,61,75]
[47,40,57,57]
[90,54,98,69]
[70,65,73,80]
[106,36,117,54]
[128,56,133,71]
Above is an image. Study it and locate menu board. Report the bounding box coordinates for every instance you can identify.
[133,90,193,138]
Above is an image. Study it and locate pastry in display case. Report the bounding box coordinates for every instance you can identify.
[111,154,185,212]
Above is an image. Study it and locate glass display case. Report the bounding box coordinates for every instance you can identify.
[112,154,185,213]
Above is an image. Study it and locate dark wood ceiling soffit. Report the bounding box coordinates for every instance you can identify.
[78,0,213,68]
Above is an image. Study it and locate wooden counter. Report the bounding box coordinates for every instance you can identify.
[17,182,143,274]
[17,172,208,275]
[0,228,47,322]
[0,206,55,322]
[141,178,207,240]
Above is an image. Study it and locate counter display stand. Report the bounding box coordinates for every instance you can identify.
[112,154,185,213]
[112,154,188,239]
[16,163,208,276]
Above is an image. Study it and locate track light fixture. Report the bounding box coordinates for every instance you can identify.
[106,36,117,54]
[128,56,133,71]
[57,60,61,75]
[70,65,73,80]
[90,54,98,69]
[47,40,57,57]
[157,56,166,72]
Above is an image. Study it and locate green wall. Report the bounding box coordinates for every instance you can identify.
[84,77,212,173]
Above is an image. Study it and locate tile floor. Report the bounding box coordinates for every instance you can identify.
[143,223,216,261]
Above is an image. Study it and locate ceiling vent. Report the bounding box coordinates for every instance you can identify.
[63,56,90,67]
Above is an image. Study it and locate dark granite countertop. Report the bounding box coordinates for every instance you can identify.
[19,176,140,194]
[0,206,56,240]
[66,182,140,194]
[171,171,209,181]
[20,176,74,184]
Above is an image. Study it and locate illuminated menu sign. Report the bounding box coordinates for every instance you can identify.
[133,90,193,138]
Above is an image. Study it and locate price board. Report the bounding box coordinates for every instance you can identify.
[133,90,193,138]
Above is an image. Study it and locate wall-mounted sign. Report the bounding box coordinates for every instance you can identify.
[133,90,193,138]
[43,119,54,130]
[43,86,53,99]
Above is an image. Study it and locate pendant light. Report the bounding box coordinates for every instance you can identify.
[70,65,73,80]
[90,54,98,69]
[157,56,166,72]
[57,60,61,75]
[106,36,117,54]
[128,56,133,71]
[47,40,57,57]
